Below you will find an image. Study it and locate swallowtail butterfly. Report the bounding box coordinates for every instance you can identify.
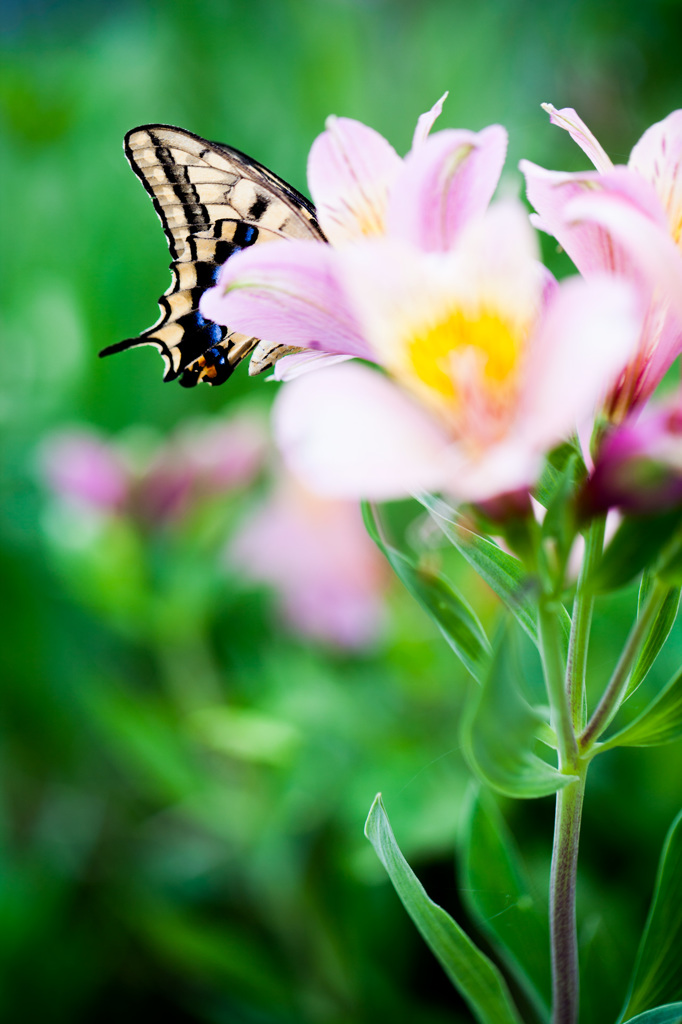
[100,125,325,387]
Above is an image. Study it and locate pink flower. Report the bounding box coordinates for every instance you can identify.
[228,475,388,649]
[40,412,268,525]
[521,106,682,418]
[201,97,508,380]
[39,430,128,511]
[133,412,268,523]
[582,401,682,515]
[203,195,642,502]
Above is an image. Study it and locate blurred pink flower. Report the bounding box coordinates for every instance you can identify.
[521,106,682,418]
[201,96,508,381]
[204,197,642,503]
[39,430,128,511]
[229,476,388,649]
[40,411,268,525]
[132,412,268,524]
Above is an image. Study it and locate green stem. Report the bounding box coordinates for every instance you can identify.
[580,577,669,750]
[566,517,605,731]
[539,600,579,767]
[539,576,585,1024]
[550,763,588,1024]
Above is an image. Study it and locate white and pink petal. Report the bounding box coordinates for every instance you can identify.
[628,109,682,245]
[519,275,643,447]
[273,361,452,500]
[200,240,373,360]
[306,116,402,245]
[541,103,614,173]
[565,192,682,322]
[411,92,449,149]
[387,125,507,251]
[521,160,666,277]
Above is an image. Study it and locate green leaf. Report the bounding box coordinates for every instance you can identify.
[362,502,491,680]
[462,630,575,798]
[534,440,587,509]
[619,810,682,1020]
[602,668,682,750]
[461,786,551,1020]
[364,794,524,1024]
[418,494,536,632]
[656,529,682,586]
[625,578,681,700]
[590,510,682,593]
[621,1007,682,1024]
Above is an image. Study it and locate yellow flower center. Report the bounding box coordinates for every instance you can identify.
[408,309,521,402]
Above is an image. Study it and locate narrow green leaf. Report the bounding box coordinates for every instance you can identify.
[462,630,575,798]
[591,510,682,593]
[364,794,524,1024]
[622,1006,682,1024]
[619,810,682,1020]
[362,502,491,680]
[602,668,682,750]
[418,494,537,633]
[418,493,572,659]
[656,528,682,586]
[626,579,681,700]
[461,786,551,1020]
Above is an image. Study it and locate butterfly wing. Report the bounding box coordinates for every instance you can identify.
[100,124,325,387]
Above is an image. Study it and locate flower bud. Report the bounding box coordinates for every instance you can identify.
[581,404,682,516]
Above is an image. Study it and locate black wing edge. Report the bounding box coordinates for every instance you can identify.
[99,334,176,381]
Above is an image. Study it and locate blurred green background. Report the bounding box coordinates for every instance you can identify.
[2,1,682,1021]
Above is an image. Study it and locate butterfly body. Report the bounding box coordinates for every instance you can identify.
[100,125,325,386]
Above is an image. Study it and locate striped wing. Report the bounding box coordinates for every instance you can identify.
[100,124,325,387]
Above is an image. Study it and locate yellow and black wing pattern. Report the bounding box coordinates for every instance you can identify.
[100,124,325,387]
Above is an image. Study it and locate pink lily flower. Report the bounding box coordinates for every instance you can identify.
[201,97,508,379]
[205,198,642,502]
[521,106,682,418]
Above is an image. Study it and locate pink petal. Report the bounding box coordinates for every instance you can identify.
[628,109,682,244]
[566,192,682,322]
[388,125,507,251]
[520,160,666,277]
[229,475,387,649]
[200,240,373,360]
[307,116,402,245]
[439,439,543,503]
[519,275,643,446]
[411,92,449,149]
[273,362,452,500]
[541,103,614,173]
[634,302,682,407]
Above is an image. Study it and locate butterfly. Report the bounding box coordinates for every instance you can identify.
[99,124,326,387]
